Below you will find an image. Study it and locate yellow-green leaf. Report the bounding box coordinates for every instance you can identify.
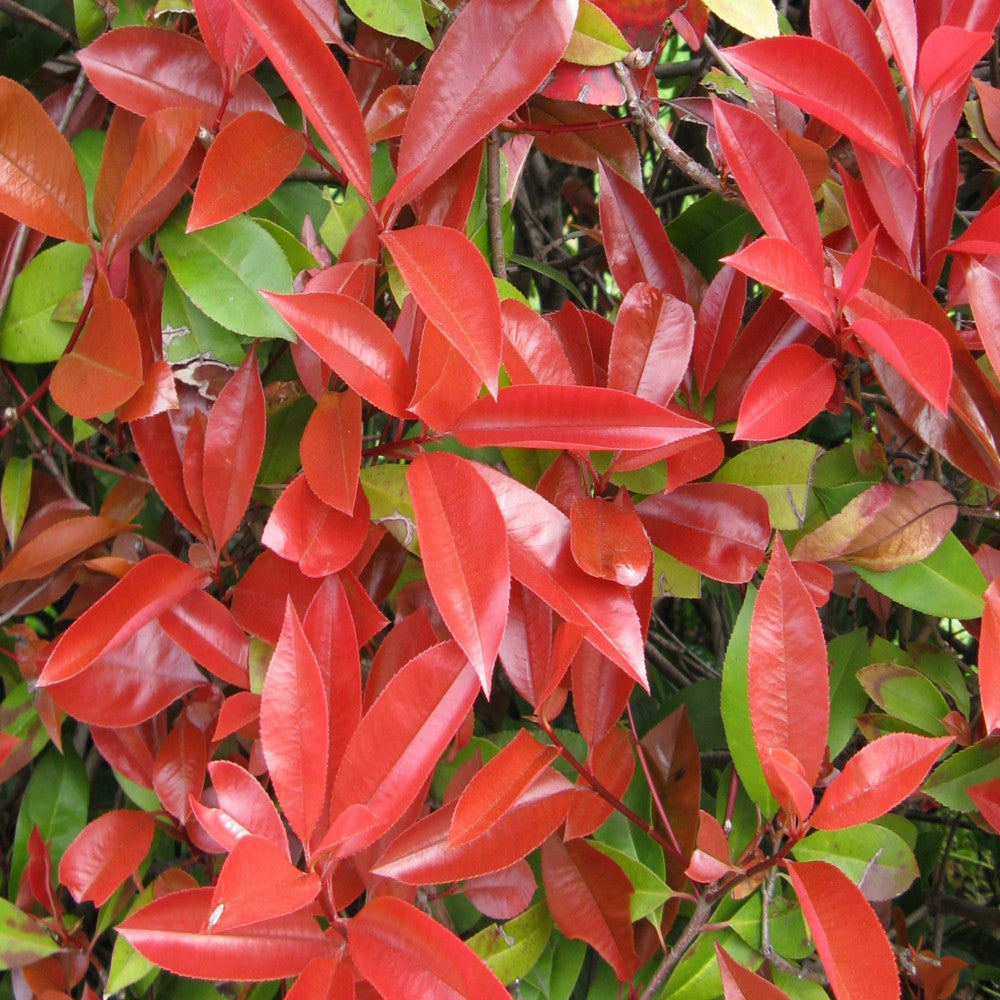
[703,0,779,39]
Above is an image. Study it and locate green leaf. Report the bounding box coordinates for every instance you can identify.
[811,443,882,517]
[856,532,986,619]
[827,629,870,756]
[9,746,89,895]
[714,440,821,530]
[342,0,432,47]
[162,274,245,365]
[703,0,779,38]
[652,546,702,600]
[856,662,950,735]
[666,193,761,280]
[360,463,417,553]
[792,823,918,901]
[71,128,104,235]
[158,207,295,341]
[1,456,31,548]
[563,0,630,66]
[909,643,970,718]
[257,394,314,490]
[106,929,157,995]
[923,736,1000,811]
[664,928,757,1000]
[774,971,834,1000]
[509,254,588,306]
[518,933,586,1000]
[74,0,106,47]
[720,586,776,814]
[0,896,61,971]
[590,841,673,922]
[251,217,319,273]
[467,902,553,985]
[0,242,91,362]
[729,888,811,960]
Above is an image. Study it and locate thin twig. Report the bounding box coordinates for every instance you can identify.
[0,0,76,44]
[638,894,714,1000]
[699,33,741,81]
[485,128,506,279]
[613,62,733,201]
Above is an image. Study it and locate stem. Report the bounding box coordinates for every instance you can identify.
[626,703,684,861]
[486,128,506,279]
[0,0,75,43]
[637,893,714,1000]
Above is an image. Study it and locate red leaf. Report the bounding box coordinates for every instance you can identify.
[734,344,836,442]
[598,161,686,301]
[967,261,1000,384]
[348,897,510,1000]
[760,749,815,823]
[501,299,576,386]
[449,731,558,846]
[59,811,155,906]
[231,0,371,199]
[785,860,900,1000]
[686,810,738,884]
[208,835,320,933]
[327,641,479,856]
[564,725,634,839]
[916,27,992,105]
[79,27,276,128]
[715,941,793,1000]
[981,577,1000,735]
[967,775,1000,834]
[541,835,639,981]
[45,620,204,727]
[452,383,712,452]
[153,713,208,823]
[607,284,695,406]
[382,226,502,395]
[388,0,577,207]
[474,465,647,688]
[203,347,266,550]
[571,646,635,749]
[189,111,305,230]
[851,317,951,414]
[39,555,208,686]
[118,886,338,981]
[263,292,415,418]
[407,453,510,695]
[192,0,265,74]
[190,760,288,857]
[569,493,651,587]
[0,78,90,243]
[693,264,747,398]
[749,536,829,790]
[410,319,486,430]
[50,298,143,419]
[373,770,575,884]
[260,602,329,845]
[724,37,907,168]
[464,861,536,920]
[638,483,770,584]
[160,589,249,688]
[713,99,823,277]
[811,733,953,830]
[262,474,369,578]
[301,390,362,514]
[285,957,354,1000]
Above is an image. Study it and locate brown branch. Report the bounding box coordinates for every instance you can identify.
[485,128,506,279]
[0,0,76,44]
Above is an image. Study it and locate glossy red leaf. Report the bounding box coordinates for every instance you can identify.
[327,641,479,855]
[749,536,829,790]
[50,298,143,419]
[409,318,486,430]
[464,861,536,920]
[407,453,510,695]
[501,298,576,386]
[382,226,502,395]
[263,292,414,418]
[450,731,558,846]
[203,347,266,550]
[189,111,305,230]
[475,464,647,687]
[79,27,275,128]
[785,860,900,1000]
[262,474,369,578]
[967,261,1000,382]
[734,344,836,442]
[917,27,992,104]
[160,588,249,688]
[118,886,338,981]
[851,317,951,414]
[192,0,265,74]
[260,602,329,845]
[598,161,686,301]
[39,554,207,686]
[760,748,815,823]
[231,0,371,199]
[45,620,204,727]
[0,79,90,242]
[541,835,639,981]
[349,896,510,1000]
[724,37,907,168]
[364,607,437,712]
[564,725,634,839]
[569,494,651,587]
[713,99,823,277]
[693,264,747,398]
[452,383,711,452]
[607,283,694,406]
[301,390,362,514]
[285,956,354,1000]
[715,941,793,1000]
[373,769,574,884]
[498,582,559,708]
[686,810,738,884]
[638,483,770,583]
[389,0,577,207]
[190,760,288,857]
[230,551,323,643]
[209,835,320,934]
[811,733,952,830]
[153,713,208,823]
[571,645,634,749]
[981,578,1000,735]
[790,480,957,571]
[59,811,155,906]
[967,775,1000,834]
